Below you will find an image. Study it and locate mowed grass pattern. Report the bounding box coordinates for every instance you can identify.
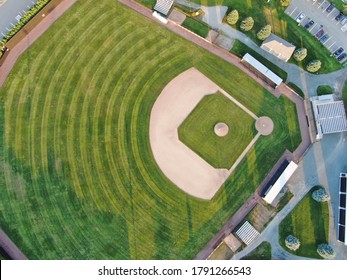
[0,0,300,259]
[178,93,255,169]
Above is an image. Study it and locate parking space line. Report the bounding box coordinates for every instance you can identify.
[328,42,336,50]
[290,7,297,16]
[318,0,326,8]
[324,37,332,45]
[309,23,317,31]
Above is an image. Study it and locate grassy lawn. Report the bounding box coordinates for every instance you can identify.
[178,93,256,169]
[330,0,347,14]
[191,0,341,73]
[279,186,330,259]
[343,80,347,111]
[231,40,288,81]
[182,17,209,38]
[241,241,271,260]
[0,0,301,259]
[317,85,333,96]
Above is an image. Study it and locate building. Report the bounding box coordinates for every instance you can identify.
[261,34,295,62]
[311,95,347,140]
[153,0,174,17]
[241,53,283,88]
[262,161,298,205]
[338,172,347,245]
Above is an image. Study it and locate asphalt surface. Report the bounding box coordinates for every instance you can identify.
[285,0,347,62]
[0,0,38,39]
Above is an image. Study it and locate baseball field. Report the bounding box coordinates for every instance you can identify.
[0,0,301,259]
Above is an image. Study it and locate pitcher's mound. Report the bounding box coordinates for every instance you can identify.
[214,122,229,137]
[255,117,274,136]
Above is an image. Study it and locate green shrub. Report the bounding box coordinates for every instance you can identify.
[240,17,254,31]
[280,0,291,7]
[306,60,321,73]
[256,25,272,40]
[293,48,307,61]
[317,85,333,96]
[226,9,239,25]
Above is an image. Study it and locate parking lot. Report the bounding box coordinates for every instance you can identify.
[0,0,37,39]
[285,0,347,63]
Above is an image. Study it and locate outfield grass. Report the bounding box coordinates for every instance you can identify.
[279,186,329,259]
[231,40,288,81]
[342,80,347,111]
[0,0,301,259]
[178,93,255,169]
[241,241,271,260]
[191,0,341,73]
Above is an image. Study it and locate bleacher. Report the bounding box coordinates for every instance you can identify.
[338,173,347,245]
[235,221,260,246]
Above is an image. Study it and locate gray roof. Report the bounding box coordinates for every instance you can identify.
[261,34,296,62]
[153,0,174,16]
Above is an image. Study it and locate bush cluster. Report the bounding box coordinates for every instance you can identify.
[226,9,239,25]
[240,17,254,31]
[317,243,335,259]
[285,235,300,251]
[306,60,322,73]
[256,25,271,40]
[293,48,307,62]
[312,188,330,202]
[2,0,51,43]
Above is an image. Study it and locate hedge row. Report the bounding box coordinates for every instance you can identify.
[0,0,51,45]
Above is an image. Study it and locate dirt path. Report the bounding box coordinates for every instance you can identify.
[0,0,77,87]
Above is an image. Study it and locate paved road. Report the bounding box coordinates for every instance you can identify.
[0,0,38,39]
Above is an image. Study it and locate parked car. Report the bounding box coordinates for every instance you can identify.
[335,12,344,21]
[341,17,347,25]
[296,13,305,23]
[304,20,314,29]
[319,34,329,43]
[326,4,335,13]
[337,53,347,62]
[315,29,324,39]
[333,47,344,57]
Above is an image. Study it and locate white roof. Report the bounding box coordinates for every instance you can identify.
[242,53,283,86]
[311,96,347,138]
[153,0,174,16]
[263,161,298,204]
[235,221,260,245]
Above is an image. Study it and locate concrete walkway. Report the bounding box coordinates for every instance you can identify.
[174,1,347,97]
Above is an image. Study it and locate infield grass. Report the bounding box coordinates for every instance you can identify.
[279,186,329,259]
[178,93,256,169]
[0,0,301,259]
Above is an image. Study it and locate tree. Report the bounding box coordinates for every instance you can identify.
[240,17,254,31]
[226,9,239,25]
[285,235,300,251]
[280,0,291,7]
[317,243,336,259]
[306,60,321,73]
[293,48,307,61]
[312,188,330,202]
[256,25,272,40]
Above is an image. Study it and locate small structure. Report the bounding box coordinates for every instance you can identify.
[311,95,347,140]
[241,53,283,88]
[338,172,347,245]
[153,0,174,17]
[260,33,295,62]
[223,233,242,252]
[235,221,260,245]
[262,161,298,204]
